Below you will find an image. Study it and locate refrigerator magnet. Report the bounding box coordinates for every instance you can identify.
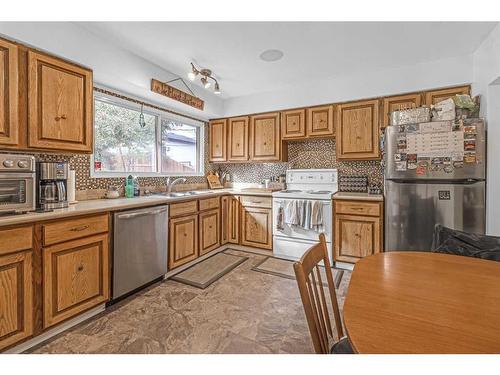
[464,152,477,163]
[451,152,464,162]
[395,161,407,171]
[416,164,427,175]
[453,161,464,169]
[394,153,402,162]
[464,139,476,151]
[407,162,417,170]
[464,125,477,134]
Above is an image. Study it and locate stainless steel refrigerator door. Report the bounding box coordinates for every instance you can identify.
[385,180,485,251]
[113,205,168,299]
[384,119,486,180]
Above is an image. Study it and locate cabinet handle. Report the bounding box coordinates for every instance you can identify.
[70,225,89,232]
[55,115,67,121]
[354,233,361,238]
[61,114,67,120]
[77,265,84,272]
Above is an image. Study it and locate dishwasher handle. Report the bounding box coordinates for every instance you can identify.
[116,207,168,220]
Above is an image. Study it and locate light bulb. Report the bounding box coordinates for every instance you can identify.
[214,83,221,95]
[201,77,211,89]
[188,71,196,81]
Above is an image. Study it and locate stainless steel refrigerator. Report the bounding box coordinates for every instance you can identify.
[384,118,486,251]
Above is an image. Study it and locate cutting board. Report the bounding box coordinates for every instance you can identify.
[206,173,224,189]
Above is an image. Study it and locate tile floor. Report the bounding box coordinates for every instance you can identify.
[31,250,351,354]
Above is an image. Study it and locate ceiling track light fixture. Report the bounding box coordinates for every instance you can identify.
[188,62,221,95]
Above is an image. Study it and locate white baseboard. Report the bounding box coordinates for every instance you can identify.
[3,304,106,354]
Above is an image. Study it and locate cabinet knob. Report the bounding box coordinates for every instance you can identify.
[55,115,67,121]
[77,265,84,272]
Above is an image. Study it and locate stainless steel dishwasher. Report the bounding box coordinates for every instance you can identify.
[113,205,168,299]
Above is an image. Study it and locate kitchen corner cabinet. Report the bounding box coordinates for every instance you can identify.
[221,195,240,245]
[381,93,422,128]
[334,200,383,264]
[228,116,249,161]
[0,38,19,147]
[250,112,284,162]
[0,226,34,351]
[281,109,306,139]
[240,196,273,250]
[424,85,470,106]
[307,105,335,137]
[209,119,227,162]
[336,99,380,160]
[28,50,93,153]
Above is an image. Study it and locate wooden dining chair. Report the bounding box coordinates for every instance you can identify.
[293,233,353,354]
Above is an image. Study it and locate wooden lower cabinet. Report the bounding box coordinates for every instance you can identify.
[0,250,33,351]
[199,209,220,255]
[241,206,272,250]
[43,233,109,329]
[334,200,383,264]
[221,196,240,245]
[169,214,199,269]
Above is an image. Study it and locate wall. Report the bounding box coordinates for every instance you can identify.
[472,24,500,235]
[223,54,473,117]
[0,22,224,119]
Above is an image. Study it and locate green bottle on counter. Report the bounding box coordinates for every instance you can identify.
[125,175,134,198]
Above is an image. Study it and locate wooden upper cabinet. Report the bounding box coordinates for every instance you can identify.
[249,112,282,161]
[281,109,306,139]
[0,38,19,147]
[424,85,470,106]
[209,119,227,162]
[227,116,249,161]
[337,99,380,160]
[381,93,422,128]
[28,51,93,153]
[307,105,335,137]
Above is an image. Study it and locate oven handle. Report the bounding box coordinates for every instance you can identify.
[273,199,332,205]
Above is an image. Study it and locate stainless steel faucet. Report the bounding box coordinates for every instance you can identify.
[166,177,187,195]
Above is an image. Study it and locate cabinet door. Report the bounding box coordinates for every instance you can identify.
[209,119,227,162]
[169,214,198,269]
[43,233,109,329]
[424,85,470,106]
[28,51,93,152]
[336,99,380,160]
[381,93,422,128]
[228,116,249,161]
[0,38,19,147]
[241,207,272,250]
[249,112,281,161]
[281,109,306,139]
[307,105,335,137]
[199,209,220,255]
[221,196,240,245]
[0,251,33,351]
[334,214,381,264]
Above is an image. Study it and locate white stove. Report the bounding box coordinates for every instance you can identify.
[272,169,338,263]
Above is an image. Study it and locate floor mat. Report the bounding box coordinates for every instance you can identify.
[251,256,344,288]
[171,252,248,289]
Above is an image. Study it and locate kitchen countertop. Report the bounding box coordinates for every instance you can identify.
[0,188,273,228]
[332,192,384,202]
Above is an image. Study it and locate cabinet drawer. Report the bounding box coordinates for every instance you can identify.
[170,200,198,217]
[239,195,272,208]
[199,197,220,211]
[42,214,109,246]
[0,226,33,255]
[335,200,381,217]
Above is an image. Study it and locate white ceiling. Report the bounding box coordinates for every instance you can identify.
[78,22,497,99]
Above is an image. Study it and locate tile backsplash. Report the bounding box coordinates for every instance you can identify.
[6,125,383,200]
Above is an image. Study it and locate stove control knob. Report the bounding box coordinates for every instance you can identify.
[2,160,14,168]
[17,160,29,168]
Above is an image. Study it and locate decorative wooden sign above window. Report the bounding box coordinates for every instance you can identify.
[151,78,204,110]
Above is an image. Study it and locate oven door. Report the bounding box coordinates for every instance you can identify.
[0,173,36,213]
[272,198,332,242]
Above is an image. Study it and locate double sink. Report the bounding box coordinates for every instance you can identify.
[151,190,218,198]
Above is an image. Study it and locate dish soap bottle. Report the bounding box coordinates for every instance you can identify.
[133,176,140,197]
[125,175,134,198]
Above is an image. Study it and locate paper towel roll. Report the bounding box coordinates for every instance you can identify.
[67,169,76,204]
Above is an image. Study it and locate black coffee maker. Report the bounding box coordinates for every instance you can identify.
[37,162,69,210]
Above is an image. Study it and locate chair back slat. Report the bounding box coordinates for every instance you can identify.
[293,233,344,354]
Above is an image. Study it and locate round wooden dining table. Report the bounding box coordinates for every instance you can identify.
[343,252,500,354]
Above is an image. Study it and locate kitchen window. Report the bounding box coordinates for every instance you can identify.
[92,94,204,177]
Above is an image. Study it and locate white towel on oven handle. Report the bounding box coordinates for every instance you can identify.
[311,200,324,232]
